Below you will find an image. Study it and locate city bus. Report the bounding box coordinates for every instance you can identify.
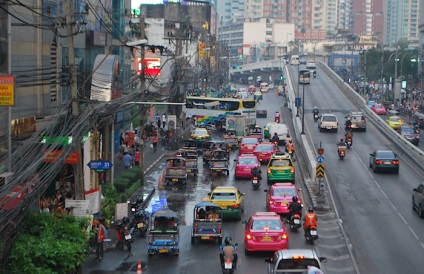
[184,96,257,129]
[298,69,311,84]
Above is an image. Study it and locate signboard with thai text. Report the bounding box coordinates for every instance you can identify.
[0,75,15,106]
[43,150,79,164]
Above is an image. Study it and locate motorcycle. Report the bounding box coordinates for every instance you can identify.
[286,214,302,232]
[345,121,352,131]
[252,176,261,190]
[345,137,352,149]
[305,226,319,244]
[275,116,280,123]
[115,218,134,251]
[337,145,346,160]
[313,113,319,121]
[128,197,149,237]
[220,244,238,274]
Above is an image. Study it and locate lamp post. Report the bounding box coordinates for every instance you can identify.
[301,71,306,135]
[296,62,300,117]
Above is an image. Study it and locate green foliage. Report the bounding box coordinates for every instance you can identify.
[126,179,141,196]
[114,177,131,193]
[5,213,89,273]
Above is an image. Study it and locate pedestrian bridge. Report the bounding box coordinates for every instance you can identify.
[230,60,282,76]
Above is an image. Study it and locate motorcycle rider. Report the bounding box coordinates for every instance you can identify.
[220,236,238,269]
[119,217,133,253]
[345,119,352,130]
[286,139,295,155]
[337,138,346,147]
[275,111,281,122]
[345,130,353,145]
[303,206,318,237]
[313,70,317,78]
[287,196,303,222]
[312,106,319,115]
[251,166,262,181]
[271,132,280,144]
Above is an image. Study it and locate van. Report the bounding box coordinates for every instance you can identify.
[290,55,300,65]
[269,124,289,145]
[260,82,269,92]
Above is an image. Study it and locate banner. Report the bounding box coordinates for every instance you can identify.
[84,188,101,214]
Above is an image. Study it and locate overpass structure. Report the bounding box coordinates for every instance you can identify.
[230,60,282,76]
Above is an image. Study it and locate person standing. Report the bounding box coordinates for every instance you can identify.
[155,114,161,129]
[162,113,166,129]
[122,152,133,169]
[94,218,107,260]
[152,134,158,152]
[134,149,140,166]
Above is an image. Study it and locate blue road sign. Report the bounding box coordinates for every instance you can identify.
[87,160,113,171]
[295,97,301,107]
[317,155,325,164]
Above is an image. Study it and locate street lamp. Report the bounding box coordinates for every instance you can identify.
[301,71,306,135]
[296,62,300,117]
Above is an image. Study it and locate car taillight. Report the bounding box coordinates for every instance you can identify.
[290,167,295,173]
[392,160,399,165]
[267,169,271,174]
[231,204,240,209]
[246,234,252,240]
[269,199,275,205]
[375,160,383,165]
[278,233,288,240]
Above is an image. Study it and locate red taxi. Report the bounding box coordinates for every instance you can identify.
[235,154,260,179]
[239,137,260,154]
[266,183,301,214]
[244,212,289,254]
[253,143,279,164]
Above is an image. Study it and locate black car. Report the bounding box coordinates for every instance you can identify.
[412,184,424,218]
[398,125,419,146]
[369,150,399,174]
[256,110,267,118]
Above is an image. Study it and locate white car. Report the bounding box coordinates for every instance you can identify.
[306,60,317,69]
[318,114,338,132]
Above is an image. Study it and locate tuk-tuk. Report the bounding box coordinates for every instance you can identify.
[165,157,187,186]
[253,91,263,101]
[202,141,230,164]
[223,129,238,149]
[264,121,278,139]
[248,126,263,142]
[176,149,199,175]
[209,150,230,175]
[181,139,198,151]
[191,202,223,244]
[148,209,179,255]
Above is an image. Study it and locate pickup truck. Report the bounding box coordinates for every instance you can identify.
[318,114,338,132]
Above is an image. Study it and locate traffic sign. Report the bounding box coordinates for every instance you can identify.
[87,161,113,171]
[317,148,324,155]
[295,97,301,107]
[316,164,325,178]
[317,155,325,164]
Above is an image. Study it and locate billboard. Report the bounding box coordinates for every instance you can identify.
[0,75,14,106]
[138,57,161,77]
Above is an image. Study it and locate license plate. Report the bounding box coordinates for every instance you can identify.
[293,219,300,224]
[260,153,265,156]
[326,127,332,129]
[172,178,178,182]
[384,161,391,164]
[244,168,251,170]
[159,249,168,253]
[137,223,144,228]
[224,262,232,269]
[220,206,227,209]
[281,202,287,206]
[310,230,317,236]
[216,169,222,172]
[201,236,210,240]
[187,169,191,172]
[252,179,258,184]
[124,234,132,240]
[262,236,272,242]
[248,146,253,149]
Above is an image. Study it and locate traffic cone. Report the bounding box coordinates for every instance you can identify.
[137,260,142,274]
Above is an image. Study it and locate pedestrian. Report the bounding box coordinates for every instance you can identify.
[155,114,161,129]
[162,113,166,129]
[122,152,133,169]
[134,148,140,166]
[152,134,158,152]
[94,218,107,260]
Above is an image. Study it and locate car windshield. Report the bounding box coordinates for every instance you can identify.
[376,151,395,158]
[389,117,400,122]
[323,116,337,121]
[270,159,292,166]
[402,127,415,134]
[273,188,296,197]
[375,105,383,108]
[251,219,282,230]
[193,129,207,135]
[276,259,320,270]
[239,158,257,165]
[255,145,273,151]
[211,192,236,200]
[242,139,258,144]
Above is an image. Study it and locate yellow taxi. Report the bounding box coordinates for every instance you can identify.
[206,186,245,220]
[190,127,211,143]
[386,116,404,129]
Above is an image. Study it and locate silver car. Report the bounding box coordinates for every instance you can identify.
[265,249,326,273]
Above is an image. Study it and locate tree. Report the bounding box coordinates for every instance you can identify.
[3,212,91,274]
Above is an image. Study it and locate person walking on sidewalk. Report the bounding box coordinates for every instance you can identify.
[134,149,140,166]
[94,218,107,260]
[156,114,161,129]
[123,152,133,169]
[162,113,167,129]
[152,134,158,152]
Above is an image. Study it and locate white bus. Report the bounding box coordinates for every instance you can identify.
[290,55,300,65]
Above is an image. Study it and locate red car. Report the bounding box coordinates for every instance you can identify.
[244,212,289,254]
[371,104,387,115]
[235,154,260,179]
[239,137,259,154]
[253,143,279,164]
[266,183,301,214]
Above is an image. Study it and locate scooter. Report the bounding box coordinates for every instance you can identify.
[275,116,280,123]
[337,145,346,160]
[115,218,134,251]
[305,226,319,244]
[313,113,319,121]
[252,176,261,190]
[220,244,238,274]
[286,214,302,232]
[345,137,352,149]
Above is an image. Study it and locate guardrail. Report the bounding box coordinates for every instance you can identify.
[319,62,424,166]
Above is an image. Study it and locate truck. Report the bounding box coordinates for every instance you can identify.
[225,115,248,141]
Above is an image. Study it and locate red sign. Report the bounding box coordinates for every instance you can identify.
[317,148,324,155]
[138,57,161,77]
[43,150,79,164]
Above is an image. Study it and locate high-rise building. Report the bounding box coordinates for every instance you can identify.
[216,0,244,23]
[383,0,419,46]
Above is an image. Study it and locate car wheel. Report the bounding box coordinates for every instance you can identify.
[419,205,424,218]
[372,165,377,173]
[369,162,372,168]
[394,169,399,174]
[191,236,196,244]
[412,198,416,211]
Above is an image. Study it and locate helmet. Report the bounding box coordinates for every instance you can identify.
[292,196,298,202]
[314,106,317,109]
[289,140,293,143]
[308,206,314,213]
[224,236,232,245]
[122,217,129,223]
[340,138,344,142]
[274,132,278,136]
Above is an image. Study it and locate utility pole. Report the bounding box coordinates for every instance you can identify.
[65,0,83,199]
[138,13,146,183]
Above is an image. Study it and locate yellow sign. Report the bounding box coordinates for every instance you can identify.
[316,164,325,178]
[0,75,15,106]
[198,42,205,58]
